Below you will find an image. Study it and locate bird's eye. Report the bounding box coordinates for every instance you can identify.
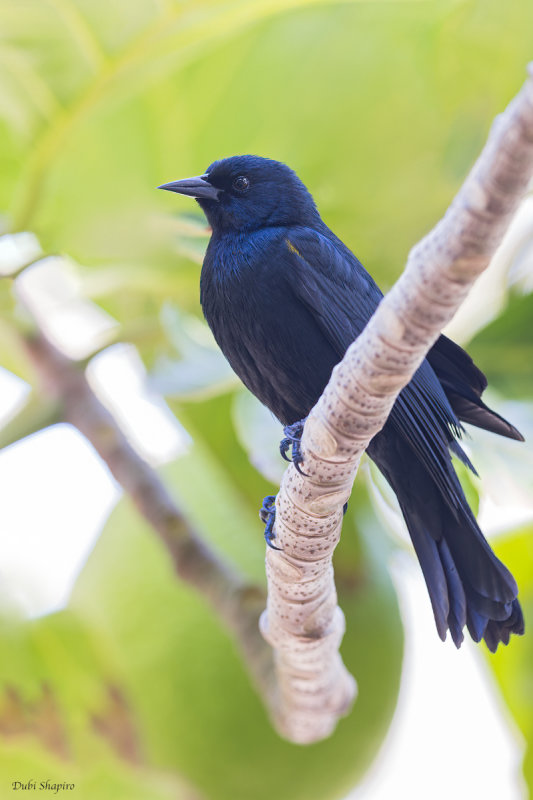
[232,175,250,193]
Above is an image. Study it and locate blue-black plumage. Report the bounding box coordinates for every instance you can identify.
[159,154,524,651]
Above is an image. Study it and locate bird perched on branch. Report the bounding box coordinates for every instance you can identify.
[159,154,524,652]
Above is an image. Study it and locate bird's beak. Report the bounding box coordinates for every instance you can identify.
[157,174,220,200]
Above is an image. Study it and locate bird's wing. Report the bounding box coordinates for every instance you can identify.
[284,227,380,354]
[285,227,472,503]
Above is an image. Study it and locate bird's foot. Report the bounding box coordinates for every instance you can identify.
[280,418,307,475]
[259,495,281,550]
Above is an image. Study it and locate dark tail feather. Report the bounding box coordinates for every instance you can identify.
[368,432,524,651]
[483,601,524,652]
[403,496,522,651]
[437,538,466,647]
[427,334,524,442]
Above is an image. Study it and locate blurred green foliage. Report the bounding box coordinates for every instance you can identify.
[469,292,533,399]
[1,0,533,797]
[491,528,533,789]
[65,480,402,800]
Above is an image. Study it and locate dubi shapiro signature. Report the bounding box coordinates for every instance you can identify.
[12,781,75,793]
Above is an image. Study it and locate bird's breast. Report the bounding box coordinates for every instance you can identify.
[199,229,342,423]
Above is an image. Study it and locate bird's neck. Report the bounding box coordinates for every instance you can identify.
[205,226,286,280]
[200,230,247,295]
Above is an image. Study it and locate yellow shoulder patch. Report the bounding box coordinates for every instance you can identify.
[285,238,302,258]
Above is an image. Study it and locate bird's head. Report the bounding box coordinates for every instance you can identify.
[158,155,320,233]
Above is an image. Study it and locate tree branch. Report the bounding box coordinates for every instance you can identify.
[260,65,533,743]
[18,331,276,713]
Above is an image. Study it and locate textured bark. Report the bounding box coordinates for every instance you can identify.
[259,66,533,743]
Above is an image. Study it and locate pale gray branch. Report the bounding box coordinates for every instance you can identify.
[260,66,533,743]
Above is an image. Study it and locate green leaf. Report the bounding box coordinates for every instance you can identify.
[1,0,530,292]
[0,611,201,798]
[173,391,278,531]
[0,317,38,384]
[3,0,384,234]
[0,394,62,452]
[160,418,268,583]
[232,390,286,485]
[150,305,238,400]
[67,469,402,800]
[468,292,533,399]
[484,527,533,791]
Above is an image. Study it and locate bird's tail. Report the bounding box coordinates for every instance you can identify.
[369,431,524,651]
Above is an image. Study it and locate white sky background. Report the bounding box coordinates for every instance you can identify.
[0,230,531,798]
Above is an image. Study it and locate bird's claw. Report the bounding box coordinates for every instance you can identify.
[260,495,281,550]
[279,419,308,475]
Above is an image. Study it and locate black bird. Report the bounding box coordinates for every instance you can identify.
[159,155,524,651]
